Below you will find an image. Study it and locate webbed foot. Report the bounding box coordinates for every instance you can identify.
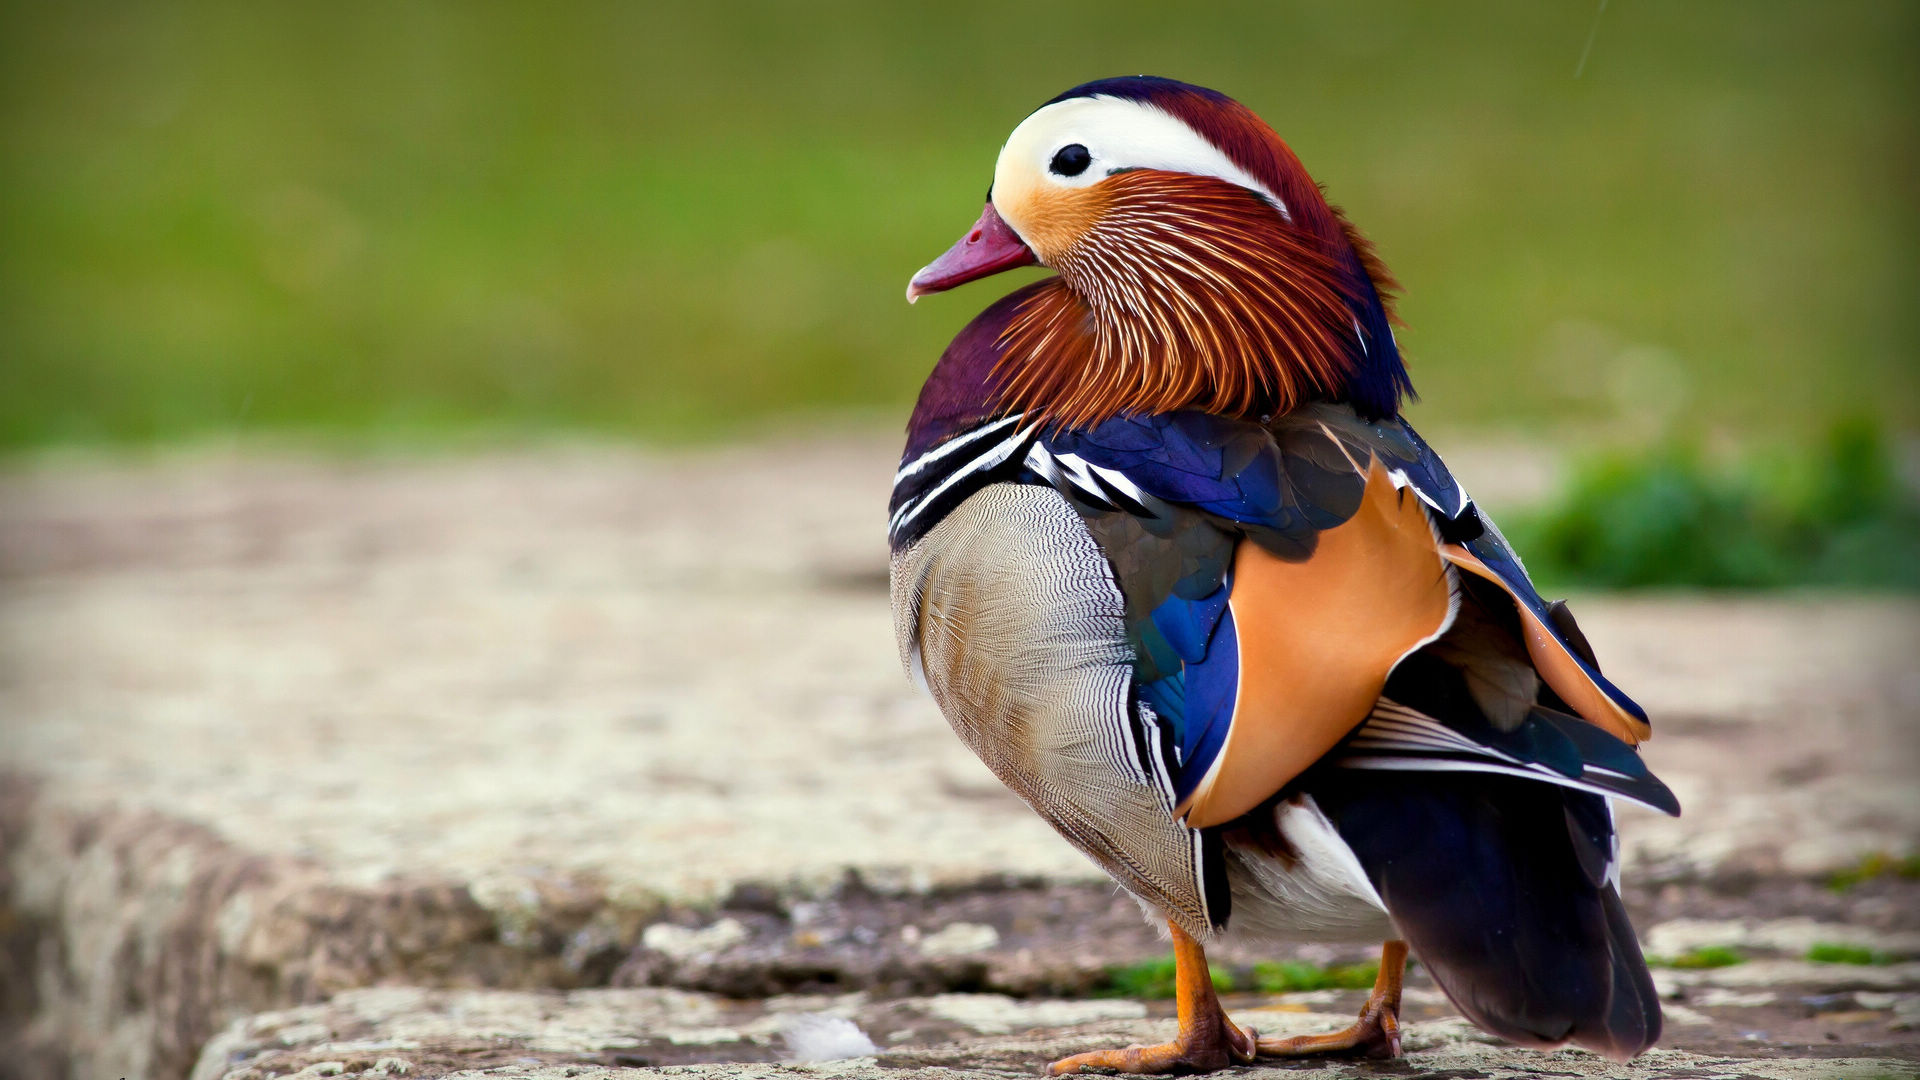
[1255,939,1407,1060]
[1046,920,1256,1075]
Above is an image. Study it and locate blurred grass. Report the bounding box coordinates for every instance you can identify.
[1649,945,1746,970]
[1806,943,1900,966]
[1096,957,1379,998]
[1505,419,1920,590]
[1826,852,1920,892]
[1249,959,1380,993]
[1097,957,1235,999]
[0,2,1915,451]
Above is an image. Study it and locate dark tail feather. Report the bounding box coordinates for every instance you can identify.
[1593,883,1663,1059]
[1308,771,1662,1060]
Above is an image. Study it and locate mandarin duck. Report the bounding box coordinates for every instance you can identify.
[887,77,1678,1073]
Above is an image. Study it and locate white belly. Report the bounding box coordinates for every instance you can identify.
[1216,794,1395,946]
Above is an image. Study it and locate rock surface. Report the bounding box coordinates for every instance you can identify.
[189,987,1916,1080]
[2,440,1917,1079]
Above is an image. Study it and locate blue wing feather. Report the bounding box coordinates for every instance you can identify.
[1174,608,1238,796]
[1148,580,1231,663]
[1136,581,1236,791]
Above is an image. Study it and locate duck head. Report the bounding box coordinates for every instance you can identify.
[909,76,1411,426]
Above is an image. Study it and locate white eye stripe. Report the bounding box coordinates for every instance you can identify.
[996,95,1290,221]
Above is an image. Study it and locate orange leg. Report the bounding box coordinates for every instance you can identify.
[1047,919,1256,1075]
[1256,939,1407,1060]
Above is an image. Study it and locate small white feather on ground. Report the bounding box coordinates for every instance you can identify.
[780,1013,880,1062]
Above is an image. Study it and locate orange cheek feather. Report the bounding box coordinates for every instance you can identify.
[997,180,1111,265]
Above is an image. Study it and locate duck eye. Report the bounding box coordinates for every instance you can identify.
[1049,143,1092,177]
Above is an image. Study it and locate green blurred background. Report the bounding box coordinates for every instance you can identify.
[1,1,1915,452]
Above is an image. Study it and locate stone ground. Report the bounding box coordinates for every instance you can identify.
[0,436,1916,1080]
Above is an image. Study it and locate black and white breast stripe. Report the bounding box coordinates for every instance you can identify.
[892,414,1024,487]
[890,417,1180,548]
[888,416,1035,548]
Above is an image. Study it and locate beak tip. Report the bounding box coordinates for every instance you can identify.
[901,203,1035,309]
